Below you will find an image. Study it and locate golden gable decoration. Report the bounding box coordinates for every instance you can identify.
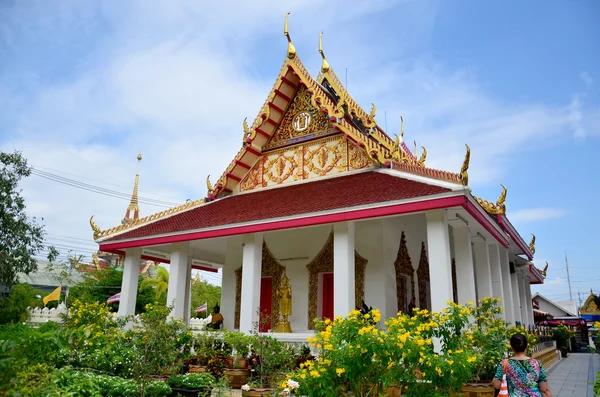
[394,231,415,314]
[263,85,333,151]
[417,242,430,310]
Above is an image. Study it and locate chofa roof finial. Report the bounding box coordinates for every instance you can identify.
[460,144,470,186]
[284,12,296,60]
[319,32,330,73]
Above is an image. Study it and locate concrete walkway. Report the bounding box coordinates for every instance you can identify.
[547,352,600,397]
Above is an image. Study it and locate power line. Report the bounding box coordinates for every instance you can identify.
[31,168,182,207]
[32,164,184,202]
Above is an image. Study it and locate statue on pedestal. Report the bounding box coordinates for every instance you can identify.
[275,269,292,333]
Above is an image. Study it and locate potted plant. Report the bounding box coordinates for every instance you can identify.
[167,373,215,397]
[553,323,575,357]
[223,331,253,389]
[189,332,218,373]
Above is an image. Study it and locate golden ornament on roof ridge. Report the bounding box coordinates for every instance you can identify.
[319,32,330,73]
[542,261,548,277]
[284,12,296,60]
[474,184,507,215]
[529,234,536,255]
[460,144,470,186]
[206,175,214,194]
[90,216,101,240]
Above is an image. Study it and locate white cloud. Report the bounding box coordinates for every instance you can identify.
[580,71,594,90]
[509,208,567,223]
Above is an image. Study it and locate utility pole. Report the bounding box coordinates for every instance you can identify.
[565,251,573,301]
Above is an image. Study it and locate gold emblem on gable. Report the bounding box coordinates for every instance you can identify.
[293,111,311,132]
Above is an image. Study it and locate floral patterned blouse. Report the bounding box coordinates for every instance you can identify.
[494,358,548,396]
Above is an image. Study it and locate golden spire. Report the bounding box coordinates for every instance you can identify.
[460,144,470,186]
[122,153,141,225]
[529,234,536,255]
[319,32,330,73]
[284,12,296,60]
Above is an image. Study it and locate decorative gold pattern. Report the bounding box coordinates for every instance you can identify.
[264,153,298,184]
[417,242,430,310]
[240,161,263,192]
[475,184,507,215]
[304,140,343,177]
[293,111,311,132]
[529,234,536,256]
[580,291,600,315]
[265,85,332,149]
[306,232,368,329]
[206,175,214,195]
[348,142,370,170]
[461,144,470,186]
[234,242,285,330]
[94,198,206,241]
[394,232,415,314]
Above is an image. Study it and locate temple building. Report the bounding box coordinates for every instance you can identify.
[91,14,546,333]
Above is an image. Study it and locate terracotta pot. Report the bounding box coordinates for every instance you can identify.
[224,368,251,389]
[459,382,495,397]
[188,365,207,374]
[233,358,248,369]
[242,388,273,397]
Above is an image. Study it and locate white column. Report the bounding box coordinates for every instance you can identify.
[525,276,534,326]
[518,272,529,327]
[379,218,400,321]
[473,241,493,301]
[239,233,263,333]
[166,242,190,320]
[117,247,142,317]
[221,238,241,330]
[511,271,523,325]
[500,249,514,324]
[452,227,477,305]
[488,243,505,318]
[183,258,192,325]
[425,210,453,313]
[334,222,355,318]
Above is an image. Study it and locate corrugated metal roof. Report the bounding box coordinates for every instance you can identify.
[17,260,85,287]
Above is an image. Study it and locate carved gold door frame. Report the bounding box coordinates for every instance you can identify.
[394,231,415,314]
[417,242,430,310]
[306,232,368,330]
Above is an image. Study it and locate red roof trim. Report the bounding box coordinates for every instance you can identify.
[528,263,544,284]
[497,214,533,260]
[256,128,270,139]
[100,195,466,251]
[235,160,251,170]
[280,76,298,89]
[463,200,510,248]
[268,102,284,114]
[246,146,261,156]
[191,265,219,273]
[226,173,242,182]
[274,89,291,102]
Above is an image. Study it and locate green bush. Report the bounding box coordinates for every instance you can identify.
[0,283,44,324]
[168,373,215,390]
[144,380,172,397]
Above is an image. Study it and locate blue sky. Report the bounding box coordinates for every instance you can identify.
[1,0,598,299]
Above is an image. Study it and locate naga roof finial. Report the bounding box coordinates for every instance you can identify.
[319,32,330,73]
[497,184,507,213]
[284,12,296,60]
[460,144,470,186]
[90,216,101,240]
[417,146,427,167]
[400,116,404,138]
[529,234,536,256]
[206,175,214,194]
[542,261,548,277]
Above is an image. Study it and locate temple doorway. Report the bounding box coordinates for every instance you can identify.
[259,277,273,332]
[321,272,334,321]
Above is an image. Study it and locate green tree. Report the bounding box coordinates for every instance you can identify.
[0,151,49,288]
[140,265,170,305]
[190,279,221,318]
[68,266,123,309]
[0,283,44,324]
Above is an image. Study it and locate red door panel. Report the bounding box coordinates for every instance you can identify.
[259,277,272,332]
[322,273,334,321]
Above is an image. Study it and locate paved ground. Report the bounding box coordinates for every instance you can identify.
[547,352,600,397]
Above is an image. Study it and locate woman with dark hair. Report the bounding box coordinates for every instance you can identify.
[492,333,552,396]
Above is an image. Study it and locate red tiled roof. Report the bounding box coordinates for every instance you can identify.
[103,171,450,242]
